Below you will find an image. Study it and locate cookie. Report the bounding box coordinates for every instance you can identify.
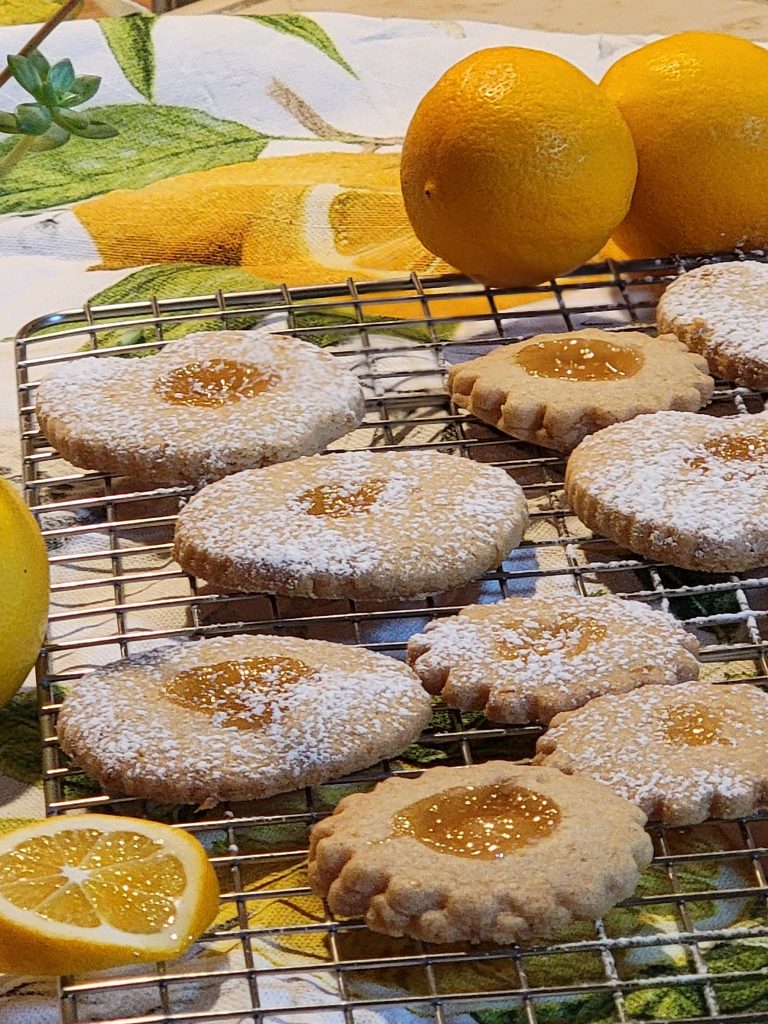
[36,328,365,486]
[57,634,432,805]
[407,595,699,724]
[448,328,713,452]
[535,681,768,826]
[565,410,768,572]
[173,450,529,600]
[657,260,768,389]
[308,761,652,945]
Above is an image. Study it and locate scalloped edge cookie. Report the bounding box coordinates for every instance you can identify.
[534,681,768,825]
[407,594,699,723]
[448,328,713,452]
[309,761,652,945]
[657,261,768,389]
[565,410,768,572]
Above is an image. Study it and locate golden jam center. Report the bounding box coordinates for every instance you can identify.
[495,615,607,661]
[515,336,643,382]
[165,655,309,729]
[663,704,727,747]
[689,432,768,475]
[392,783,561,859]
[302,479,386,519]
[154,359,274,407]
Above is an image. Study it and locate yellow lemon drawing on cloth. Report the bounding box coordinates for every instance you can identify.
[400,47,638,288]
[601,32,768,258]
[74,152,448,279]
[0,0,66,25]
[0,815,220,975]
[0,479,48,708]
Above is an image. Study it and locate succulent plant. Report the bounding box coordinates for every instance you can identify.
[0,49,117,177]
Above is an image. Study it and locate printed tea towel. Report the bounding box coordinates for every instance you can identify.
[2,13,768,1024]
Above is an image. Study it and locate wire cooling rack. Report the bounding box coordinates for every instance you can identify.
[14,254,768,1024]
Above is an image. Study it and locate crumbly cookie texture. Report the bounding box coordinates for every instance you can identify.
[36,328,365,486]
[407,595,699,724]
[565,410,768,572]
[57,634,432,806]
[174,449,529,600]
[535,681,768,826]
[308,761,652,945]
[657,261,768,389]
[447,328,713,452]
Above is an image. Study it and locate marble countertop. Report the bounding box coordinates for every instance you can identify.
[177,0,768,38]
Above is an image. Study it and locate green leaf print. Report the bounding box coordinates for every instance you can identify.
[84,263,275,352]
[707,941,768,1013]
[625,984,705,1020]
[101,15,157,101]
[472,993,618,1023]
[0,691,44,786]
[248,15,357,77]
[0,105,268,214]
[292,307,454,345]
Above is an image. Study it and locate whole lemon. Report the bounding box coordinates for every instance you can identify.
[0,479,48,707]
[601,32,768,258]
[399,47,638,287]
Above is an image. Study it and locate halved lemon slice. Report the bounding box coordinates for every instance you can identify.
[0,815,220,975]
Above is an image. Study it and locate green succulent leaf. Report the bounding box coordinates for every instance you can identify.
[15,103,51,135]
[68,118,119,140]
[51,107,88,132]
[101,15,156,101]
[47,58,76,96]
[65,74,101,106]
[0,104,268,213]
[0,111,20,134]
[7,53,43,99]
[30,124,70,151]
[26,50,49,78]
[38,80,60,109]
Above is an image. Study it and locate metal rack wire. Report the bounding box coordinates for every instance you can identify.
[14,254,768,1024]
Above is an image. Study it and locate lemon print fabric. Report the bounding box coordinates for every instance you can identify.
[73,152,501,321]
[74,152,452,283]
[0,0,70,25]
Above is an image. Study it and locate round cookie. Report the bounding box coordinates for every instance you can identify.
[407,595,699,724]
[57,634,433,805]
[657,260,768,389]
[565,410,768,572]
[308,761,652,945]
[173,450,529,600]
[448,328,713,452]
[534,681,768,826]
[36,327,365,486]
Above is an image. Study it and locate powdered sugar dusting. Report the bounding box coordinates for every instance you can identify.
[174,450,529,598]
[36,328,365,484]
[408,595,699,722]
[567,410,768,552]
[536,681,768,823]
[658,261,768,365]
[57,634,433,804]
